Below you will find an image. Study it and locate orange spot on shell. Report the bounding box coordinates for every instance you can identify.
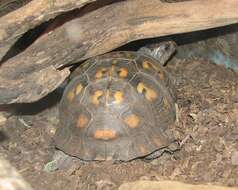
[142,61,151,69]
[137,82,157,101]
[118,67,128,78]
[77,114,89,128]
[94,130,117,140]
[114,91,124,104]
[124,114,140,128]
[92,90,103,105]
[95,68,107,79]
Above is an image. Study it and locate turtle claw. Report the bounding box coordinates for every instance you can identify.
[44,150,85,172]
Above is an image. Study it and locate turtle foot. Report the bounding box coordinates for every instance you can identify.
[44,150,85,172]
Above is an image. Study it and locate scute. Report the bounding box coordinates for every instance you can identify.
[85,58,138,82]
[54,51,177,161]
[136,54,176,101]
[63,74,88,104]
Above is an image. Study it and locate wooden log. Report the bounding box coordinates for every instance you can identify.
[0,0,95,61]
[1,0,238,104]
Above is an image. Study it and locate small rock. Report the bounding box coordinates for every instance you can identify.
[231,151,238,166]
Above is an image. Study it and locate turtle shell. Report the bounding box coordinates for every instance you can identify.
[54,51,177,161]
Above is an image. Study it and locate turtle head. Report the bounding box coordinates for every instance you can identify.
[139,41,177,66]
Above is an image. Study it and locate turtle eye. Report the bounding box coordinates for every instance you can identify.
[164,44,170,51]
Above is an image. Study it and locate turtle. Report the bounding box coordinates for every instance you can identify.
[46,41,178,170]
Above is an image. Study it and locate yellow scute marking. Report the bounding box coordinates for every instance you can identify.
[142,61,151,69]
[124,114,140,128]
[77,114,89,128]
[92,90,103,105]
[94,130,117,140]
[114,91,124,104]
[112,60,118,65]
[75,83,83,95]
[137,82,157,101]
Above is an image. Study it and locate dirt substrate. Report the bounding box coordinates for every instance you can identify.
[0,58,238,190]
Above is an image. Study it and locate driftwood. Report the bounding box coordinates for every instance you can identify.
[0,0,96,60]
[1,0,238,104]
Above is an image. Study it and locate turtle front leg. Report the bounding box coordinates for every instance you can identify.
[44,150,86,172]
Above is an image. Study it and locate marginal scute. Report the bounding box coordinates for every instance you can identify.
[94,130,117,140]
[124,114,140,128]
